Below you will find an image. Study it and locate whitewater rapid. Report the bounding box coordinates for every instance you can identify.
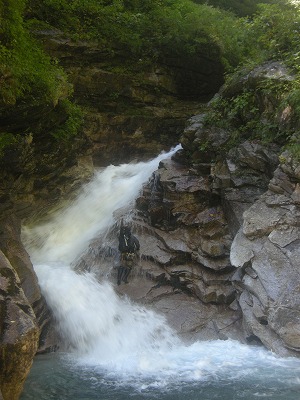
[22,145,181,264]
[22,145,300,394]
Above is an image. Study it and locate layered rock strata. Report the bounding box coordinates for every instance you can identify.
[231,152,300,356]
[36,29,223,166]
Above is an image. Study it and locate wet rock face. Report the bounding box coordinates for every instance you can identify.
[231,153,300,356]
[181,108,281,235]
[0,215,58,399]
[0,250,39,400]
[0,216,40,306]
[0,105,93,221]
[75,154,243,343]
[112,142,299,356]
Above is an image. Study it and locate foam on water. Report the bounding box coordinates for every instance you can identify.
[33,259,300,392]
[34,262,178,364]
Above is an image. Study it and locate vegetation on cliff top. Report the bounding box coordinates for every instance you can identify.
[204,2,300,158]
[1,0,300,157]
[192,0,289,17]
[0,0,83,154]
[0,0,67,106]
[26,0,252,70]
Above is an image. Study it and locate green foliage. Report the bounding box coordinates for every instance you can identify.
[246,3,300,66]
[25,0,295,73]
[204,92,258,146]
[26,0,249,70]
[285,89,300,118]
[0,132,17,156]
[0,0,26,46]
[0,0,69,106]
[285,133,300,160]
[2,0,300,161]
[192,0,289,17]
[200,1,300,160]
[51,100,84,141]
[204,73,298,150]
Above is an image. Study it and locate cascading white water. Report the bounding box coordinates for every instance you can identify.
[22,145,300,397]
[23,145,181,265]
[34,262,178,368]
[22,146,181,367]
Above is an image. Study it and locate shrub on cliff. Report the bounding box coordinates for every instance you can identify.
[0,0,68,107]
[0,0,84,157]
[247,3,300,66]
[25,0,250,71]
[204,2,300,158]
[192,0,289,17]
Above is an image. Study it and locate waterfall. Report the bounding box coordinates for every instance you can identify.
[22,145,181,265]
[22,145,181,367]
[22,145,300,395]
